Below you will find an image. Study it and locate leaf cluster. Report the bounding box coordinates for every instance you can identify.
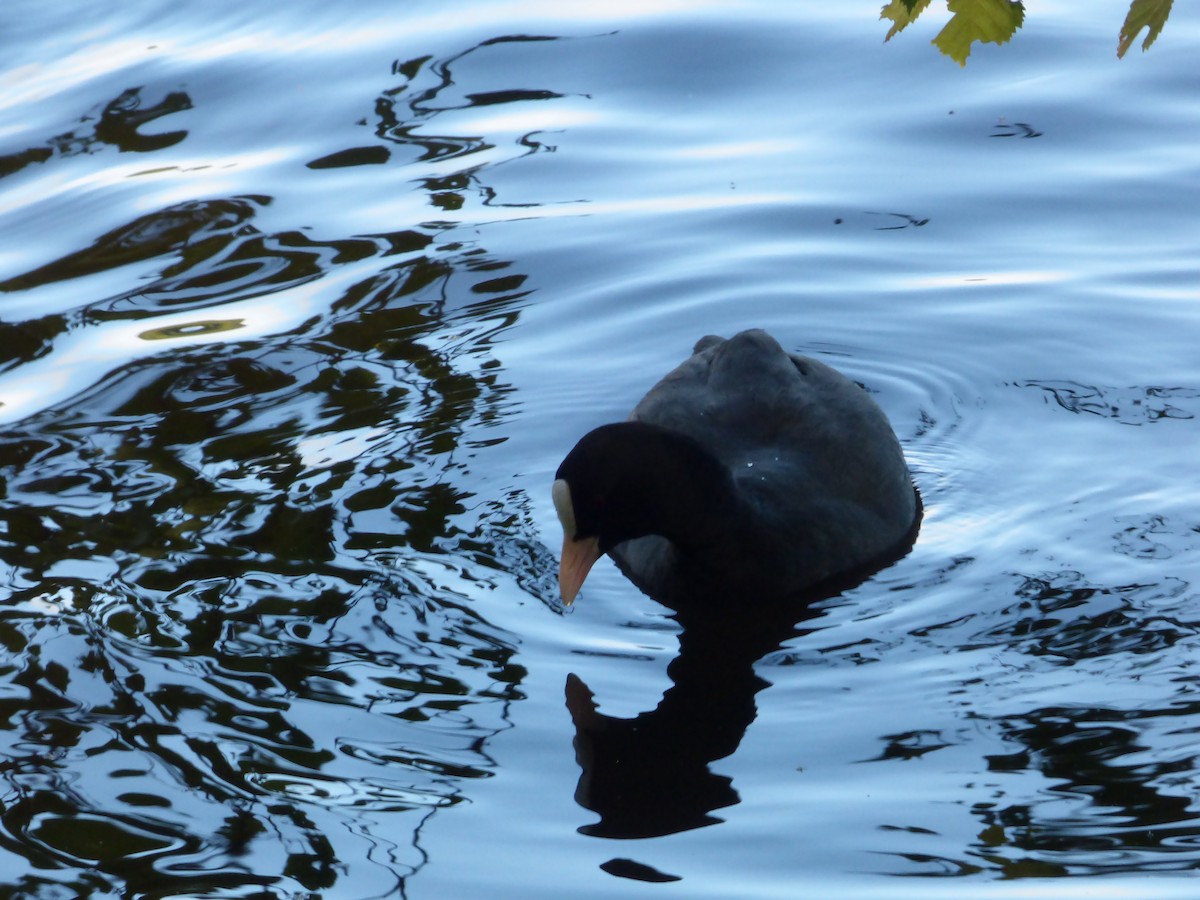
[881,0,1174,64]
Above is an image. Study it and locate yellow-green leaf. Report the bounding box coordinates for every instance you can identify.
[880,0,934,42]
[1118,0,1174,57]
[934,0,1026,66]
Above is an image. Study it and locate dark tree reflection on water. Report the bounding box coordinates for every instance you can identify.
[0,86,192,181]
[866,559,1200,879]
[0,35,565,899]
[0,238,538,897]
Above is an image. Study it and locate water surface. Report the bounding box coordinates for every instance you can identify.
[2,1,1200,897]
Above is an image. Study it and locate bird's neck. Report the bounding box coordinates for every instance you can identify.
[628,423,746,555]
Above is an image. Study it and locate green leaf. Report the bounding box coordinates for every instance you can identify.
[1118,0,1174,57]
[933,0,1026,66]
[881,0,934,42]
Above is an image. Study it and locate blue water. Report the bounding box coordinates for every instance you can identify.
[3,2,1200,897]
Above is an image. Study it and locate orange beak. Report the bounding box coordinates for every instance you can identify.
[553,477,602,605]
[559,534,601,606]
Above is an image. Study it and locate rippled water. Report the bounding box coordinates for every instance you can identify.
[3,1,1200,897]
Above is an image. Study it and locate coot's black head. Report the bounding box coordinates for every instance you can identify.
[553,421,732,604]
[555,423,664,550]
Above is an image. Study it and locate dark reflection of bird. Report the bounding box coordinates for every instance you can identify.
[566,601,825,839]
[553,329,921,611]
